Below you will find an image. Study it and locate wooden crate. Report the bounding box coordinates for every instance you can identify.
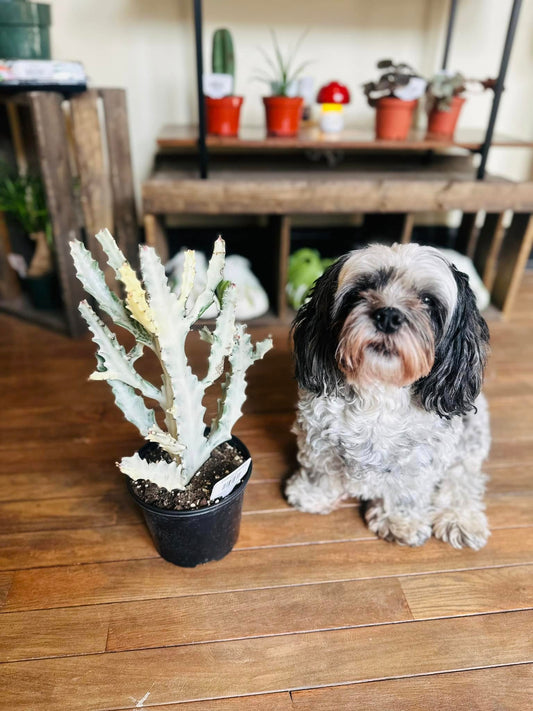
[0,89,138,336]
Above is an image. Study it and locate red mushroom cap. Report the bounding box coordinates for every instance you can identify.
[316,81,350,104]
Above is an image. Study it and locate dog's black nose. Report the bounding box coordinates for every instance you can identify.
[372,307,405,333]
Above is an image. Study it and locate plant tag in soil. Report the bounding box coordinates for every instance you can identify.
[203,73,233,98]
[210,458,251,501]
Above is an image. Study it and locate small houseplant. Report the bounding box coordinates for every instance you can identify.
[0,168,58,309]
[257,30,309,137]
[205,28,243,137]
[363,59,426,140]
[70,231,272,567]
[426,71,495,139]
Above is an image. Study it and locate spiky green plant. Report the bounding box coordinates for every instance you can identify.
[255,29,310,97]
[70,230,272,491]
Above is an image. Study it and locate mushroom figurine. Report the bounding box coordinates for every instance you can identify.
[316,81,350,133]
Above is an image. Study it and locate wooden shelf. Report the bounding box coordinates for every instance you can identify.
[157,124,533,152]
[144,161,533,216]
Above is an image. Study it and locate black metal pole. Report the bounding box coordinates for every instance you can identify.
[477,0,523,180]
[441,0,459,70]
[193,0,208,179]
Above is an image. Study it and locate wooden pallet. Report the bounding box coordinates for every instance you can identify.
[0,89,138,336]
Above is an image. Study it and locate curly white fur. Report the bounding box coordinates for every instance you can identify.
[286,243,491,549]
[286,386,490,549]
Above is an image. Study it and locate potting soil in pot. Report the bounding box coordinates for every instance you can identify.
[130,441,245,511]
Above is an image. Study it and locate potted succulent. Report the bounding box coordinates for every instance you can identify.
[363,59,426,140]
[70,231,272,567]
[0,168,59,309]
[426,71,496,139]
[204,28,243,137]
[257,31,309,137]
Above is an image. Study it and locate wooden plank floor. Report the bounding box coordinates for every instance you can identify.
[1,275,533,710]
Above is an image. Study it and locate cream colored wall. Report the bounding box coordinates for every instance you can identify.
[49,0,533,202]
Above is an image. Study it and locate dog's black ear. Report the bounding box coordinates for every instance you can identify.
[291,256,348,396]
[415,266,489,418]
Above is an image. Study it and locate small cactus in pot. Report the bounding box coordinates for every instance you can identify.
[70,231,272,566]
[205,28,243,136]
[212,28,235,90]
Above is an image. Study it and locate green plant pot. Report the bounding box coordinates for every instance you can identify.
[0,1,51,60]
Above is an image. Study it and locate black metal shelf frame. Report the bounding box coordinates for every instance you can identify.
[192,0,524,181]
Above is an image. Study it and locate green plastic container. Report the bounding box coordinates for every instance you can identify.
[0,1,51,60]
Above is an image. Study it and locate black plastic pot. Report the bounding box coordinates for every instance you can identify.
[126,435,252,567]
[24,272,61,310]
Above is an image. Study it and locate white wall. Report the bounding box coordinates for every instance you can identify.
[49,0,533,200]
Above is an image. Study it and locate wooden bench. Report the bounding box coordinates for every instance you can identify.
[142,157,533,320]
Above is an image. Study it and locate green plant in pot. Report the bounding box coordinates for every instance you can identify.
[70,231,272,567]
[363,59,426,140]
[257,30,309,137]
[426,71,495,139]
[204,28,243,137]
[0,169,59,309]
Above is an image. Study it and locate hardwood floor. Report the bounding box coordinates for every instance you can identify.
[1,274,532,710]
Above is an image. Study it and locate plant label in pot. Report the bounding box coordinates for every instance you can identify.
[394,76,426,102]
[70,232,273,567]
[203,73,233,99]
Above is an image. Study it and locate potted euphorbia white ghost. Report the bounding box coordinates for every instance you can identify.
[70,231,272,567]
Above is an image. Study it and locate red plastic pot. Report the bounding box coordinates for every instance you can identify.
[263,96,303,137]
[375,97,417,140]
[205,96,243,137]
[427,95,466,139]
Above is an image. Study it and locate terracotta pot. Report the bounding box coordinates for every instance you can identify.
[205,96,243,137]
[263,96,303,137]
[427,95,466,139]
[375,97,417,140]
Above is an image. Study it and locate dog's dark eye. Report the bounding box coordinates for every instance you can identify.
[421,294,435,307]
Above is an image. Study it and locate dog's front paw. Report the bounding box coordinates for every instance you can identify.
[433,509,490,550]
[284,471,343,514]
[365,502,431,547]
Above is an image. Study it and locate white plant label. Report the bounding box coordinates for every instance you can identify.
[394,76,427,101]
[203,73,233,99]
[210,458,251,501]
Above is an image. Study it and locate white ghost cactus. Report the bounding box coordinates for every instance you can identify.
[70,230,272,490]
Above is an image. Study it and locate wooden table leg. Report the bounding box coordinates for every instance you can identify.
[455,212,479,257]
[144,214,169,264]
[473,212,506,291]
[400,213,415,244]
[270,214,291,321]
[491,213,533,317]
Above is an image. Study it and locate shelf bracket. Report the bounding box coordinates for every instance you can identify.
[477,0,523,180]
[193,0,208,179]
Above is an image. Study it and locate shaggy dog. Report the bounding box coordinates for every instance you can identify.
[285,243,491,549]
